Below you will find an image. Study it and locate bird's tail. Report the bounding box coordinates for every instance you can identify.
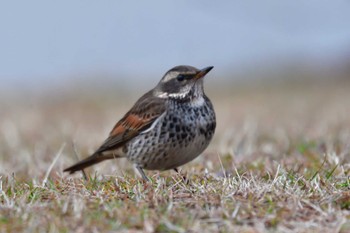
[63,152,115,174]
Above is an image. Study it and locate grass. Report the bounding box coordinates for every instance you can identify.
[1,81,350,232]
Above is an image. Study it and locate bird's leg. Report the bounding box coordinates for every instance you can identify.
[72,142,88,181]
[173,167,189,184]
[136,165,149,181]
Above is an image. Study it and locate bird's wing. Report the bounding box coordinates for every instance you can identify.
[95,91,166,154]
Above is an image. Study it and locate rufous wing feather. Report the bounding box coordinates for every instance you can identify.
[64,91,166,174]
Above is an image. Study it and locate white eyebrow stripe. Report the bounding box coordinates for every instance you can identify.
[161,72,176,82]
[161,71,196,83]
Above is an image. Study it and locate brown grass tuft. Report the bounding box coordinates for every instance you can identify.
[1,82,350,232]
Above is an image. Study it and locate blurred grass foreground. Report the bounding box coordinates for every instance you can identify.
[1,68,350,232]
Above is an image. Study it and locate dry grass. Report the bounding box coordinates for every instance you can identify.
[1,81,350,232]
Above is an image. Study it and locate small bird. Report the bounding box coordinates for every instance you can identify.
[64,65,216,180]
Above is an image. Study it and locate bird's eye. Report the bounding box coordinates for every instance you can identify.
[177,75,185,82]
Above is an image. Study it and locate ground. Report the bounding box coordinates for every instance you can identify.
[1,80,350,232]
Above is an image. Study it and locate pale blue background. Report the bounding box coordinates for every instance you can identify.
[1,1,350,90]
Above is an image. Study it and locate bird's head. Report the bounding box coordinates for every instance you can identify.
[154,65,213,100]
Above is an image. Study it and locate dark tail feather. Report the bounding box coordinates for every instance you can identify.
[64,153,109,174]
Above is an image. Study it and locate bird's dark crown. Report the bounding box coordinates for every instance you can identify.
[166,65,199,74]
[154,65,213,100]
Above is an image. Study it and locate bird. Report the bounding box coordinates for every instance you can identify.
[64,65,216,180]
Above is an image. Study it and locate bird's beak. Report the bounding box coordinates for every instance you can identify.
[194,66,214,80]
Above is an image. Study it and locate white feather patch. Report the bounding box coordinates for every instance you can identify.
[140,112,166,134]
[190,96,205,107]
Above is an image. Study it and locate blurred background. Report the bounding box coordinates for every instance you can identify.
[1,1,350,178]
[1,1,350,93]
